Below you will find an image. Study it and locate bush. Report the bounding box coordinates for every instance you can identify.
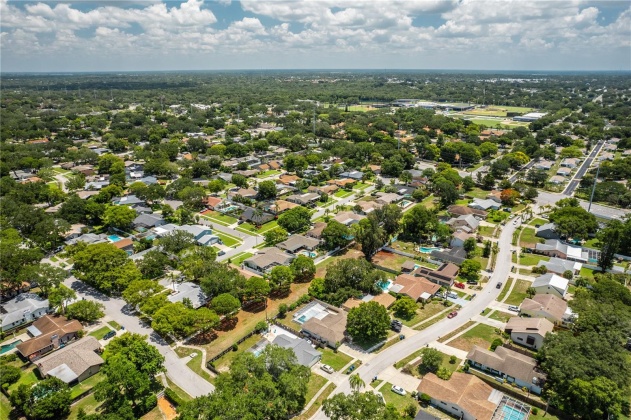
[232,344,238,352]
[490,338,503,351]
[278,303,288,317]
[532,408,539,415]
[0,354,17,363]
[289,302,298,311]
[404,403,418,418]
[436,366,452,380]
[298,294,311,305]
[164,388,184,407]
[449,355,457,364]
[255,321,268,332]
[419,393,432,406]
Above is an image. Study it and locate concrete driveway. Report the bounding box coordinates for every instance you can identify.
[63,276,214,398]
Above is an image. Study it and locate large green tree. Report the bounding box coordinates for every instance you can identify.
[290,255,316,283]
[354,214,386,260]
[10,377,71,420]
[323,390,402,420]
[268,265,294,294]
[346,301,390,343]
[549,204,598,240]
[399,206,439,243]
[103,205,137,230]
[66,300,105,323]
[73,243,142,294]
[278,206,312,232]
[321,220,351,250]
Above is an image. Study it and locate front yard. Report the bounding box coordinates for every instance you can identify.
[231,252,253,266]
[519,228,542,248]
[320,348,353,371]
[517,253,549,267]
[381,382,419,416]
[504,279,532,306]
[394,300,450,328]
[88,325,114,340]
[447,323,504,352]
[200,210,238,226]
[236,220,279,235]
[215,231,242,247]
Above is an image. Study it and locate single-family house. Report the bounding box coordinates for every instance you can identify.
[240,207,275,225]
[413,263,459,288]
[333,211,365,226]
[267,200,298,215]
[17,315,83,361]
[132,213,165,230]
[154,224,219,246]
[308,185,338,196]
[391,274,441,302]
[278,174,300,186]
[598,152,615,161]
[447,205,488,219]
[532,273,569,299]
[468,199,500,211]
[355,201,383,214]
[36,337,104,384]
[276,235,321,254]
[486,190,503,203]
[229,188,258,200]
[301,307,347,349]
[270,335,321,367]
[327,178,356,188]
[535,239,587,262]
[375,192,402,205]
[505,317,554,350]
[63,224,87,241]
[342,293,396,311]
[548,175,566,185]
[556,167,572,177]
[65,233,108,246]
[112,195,144,206]
[451,231,474,248]
[167,282,208,309]
[430,247,468,266]
[560,158,579,168]
[466,346,546,394]
[306,222,327,240]
[113,238,134,254]
[339,171,364,180]
[533,160,554,171]
[1,294,50,332]
[520,294,576,327]
[401,260,418,273]
[535,223,559,240]
[537,257,582,276]
[203,196,227,211]
[286,193,320,207]
[234,169,260,178]
[446,215,479,233]
[243,248,295,273]
[416,372,499,420]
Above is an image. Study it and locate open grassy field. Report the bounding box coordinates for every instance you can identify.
[461,106,534,117]
[505,279,532,306]
[320,348,353,371]
[448,323,504,352]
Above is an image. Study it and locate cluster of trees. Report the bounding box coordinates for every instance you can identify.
[596,217,631,271]
[178,345,311,419]
[538,276,631,419]
[309,259,385,306]
[547,198,598,240]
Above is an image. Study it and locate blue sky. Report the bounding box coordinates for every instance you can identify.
[1,0,630,72]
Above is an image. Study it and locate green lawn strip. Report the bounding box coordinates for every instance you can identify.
[478,225,496,237]
[396,301,449,328]
[488,310,512,323]
[200,214,231,227]
[518,253,549,266]
[49,256,59,262]
[165,375,193,402]
[320,348,353,371]
[89,326,113,340]
[381,382,418,416]
[529,218,547,226]
[320,199,338,208]
[174,346,197,358]
[0,392,11,420]
[69,372,104,399]
[235,223,259,234]
[438,321,476,343]
[215,231,242,247]
[334,190,353,198]
[473,255,489,269]
[370,379,383,389]
[353,182,371,191]
[295,383,335,420]
[579,267,596,280]
[257,170,282,178]
[394,348,425,369]
[414,310,451,331]
[505,280,532,306]
[304,373,328,404]
[186,352,214,384]
[68,394,102,419]
[212,334,262,373]
[496,278,514,302]
[231,252,253,266]
[107,321,122,330]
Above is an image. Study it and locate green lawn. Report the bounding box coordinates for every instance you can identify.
[257,170,282,178]
[580,267,596,280]
[70,372,104,399]
[305,373,328,404]
[395,301,448,328]
[69,394,102,419]
[236,220,279,235]
[8,367,39,393]
[519,228,542,247]
[381,382,419,416]
[212,334,262,373]
[478,225,496,237]
[231,252,253,266]
[107,320,122,330]
[186,351,214,384]
[465,188,492,199]
[320,348,353,371]
[505,280,532,306]
[202,211,238,226]
[518,253,549,266]
[295,383,335,420]
[448,323,504,352]
[496,278,514,302]
[488,310,513,323]
[215,231,242,247]
[334,190,353,198]
[0,392,11,420]
[529,218,547,226]
[353,182,371,191]
[89,326,113,340]
[438,321,477,343]
[583,238,600,249]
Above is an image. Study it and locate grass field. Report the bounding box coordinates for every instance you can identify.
[381,382,419,416]
[320,348,353,371]
[448,323,503,352]
[461,106,534,117]
[439,321,476,343]
[236,220,279,235]
[70,372,104,399]
[395,301,448,328]
[580,267,596,280]
[8,367,39,393]
[165,376,193,402]
[529,218,548,226]
[212,334,261,373]
[505,279,532,306]
[0,393,10,420]
[583,238,600,249]
[69,394,101,419]
[231,252,253,266]
[186,351,214,383]
[257,170,282,178]
[519,228,542,247]
[353,182,370,190]
[215,231,242,247]
[334,190,353,198]
[518,253,549,266]
[89,325,113,340]
[488,310,513,323]
[107,320,122,330]
[478,225,496,237]
[304,373,328,405]
[497,278,514,302]
[201,211,238,226]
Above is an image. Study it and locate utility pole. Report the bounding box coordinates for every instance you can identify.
[588,164,600,212]
[313,107,316,136]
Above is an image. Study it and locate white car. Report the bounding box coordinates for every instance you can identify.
[513,220,519,225]
[508,305,520,312]
[320,364,334,374]
[391,385,406,396]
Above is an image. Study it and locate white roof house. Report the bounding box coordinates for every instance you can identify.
[1,294,50,332]
[532,273,569,299]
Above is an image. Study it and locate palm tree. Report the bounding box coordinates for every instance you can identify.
[526,287,536,298]
[253,208,264,228]
[349,373,365,392]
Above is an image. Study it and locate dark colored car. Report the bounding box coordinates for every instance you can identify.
[496,282,502,289]
[103,330,116,340]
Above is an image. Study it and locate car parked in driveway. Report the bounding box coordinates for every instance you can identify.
[391,385,406,396]
[508,305,520,312]
[320,364,334,374]
[447,311,458,319]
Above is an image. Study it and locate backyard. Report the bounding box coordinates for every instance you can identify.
[209,333,262,374]
[478,225,496,237]
[447,323,504,352]
[69,394,101,419]
[69,372,104,399]
[407,349,462,379]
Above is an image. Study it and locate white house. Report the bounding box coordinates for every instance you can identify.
[1,294,50,332]
[532,273,569,299]
[468,198,501,211]
[505,317,554,350]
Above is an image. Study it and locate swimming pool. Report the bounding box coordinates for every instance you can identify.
[419,246,441,253]
[398,200,412,208]
[296,315,307,324]
[0,340,23,355]
[501,405,527,420]
[300,250,317,258]
[108,234,123,242]
[378,280,393,292]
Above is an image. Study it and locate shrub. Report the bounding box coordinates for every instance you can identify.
[278,303,288,317]
[298,294,311,305]
[419,393,432,406]
[532,408,539,415]
[255,321,268,332]
[449,355,457,364]
[289,302,298,311]
[164,388,184,407]
[436,367,452,380]
[232,344,238,352]
[490,338,503,351]
[404,403,418,418]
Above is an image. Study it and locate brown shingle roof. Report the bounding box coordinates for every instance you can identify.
[394,274,441,301]
[466,345,546,386]
[17,315,82,357]
[301,309,347,345]
[37,337,104,383]
[520,295,567,323]
[505,317,554,336]
[417,372,497,420]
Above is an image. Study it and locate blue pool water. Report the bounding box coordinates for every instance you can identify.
[419,247,441,253]
[300,250,317,258]
[296,315,307,324]
[108,235,123,242]
[378,280,393,291]
[0,340,23,355]
[501,405,527,420]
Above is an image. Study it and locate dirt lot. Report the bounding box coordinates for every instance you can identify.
[372,251,410,272]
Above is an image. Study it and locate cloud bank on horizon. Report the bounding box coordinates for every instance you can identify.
[1,0,630,72]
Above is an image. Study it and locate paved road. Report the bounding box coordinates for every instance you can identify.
[536,190,629,220]
[311,185,375,220]
[198,219,261,262]
[563,140,604,196]
[508,159,536,183]
[312,219,520,419]
[63,276,215,398]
